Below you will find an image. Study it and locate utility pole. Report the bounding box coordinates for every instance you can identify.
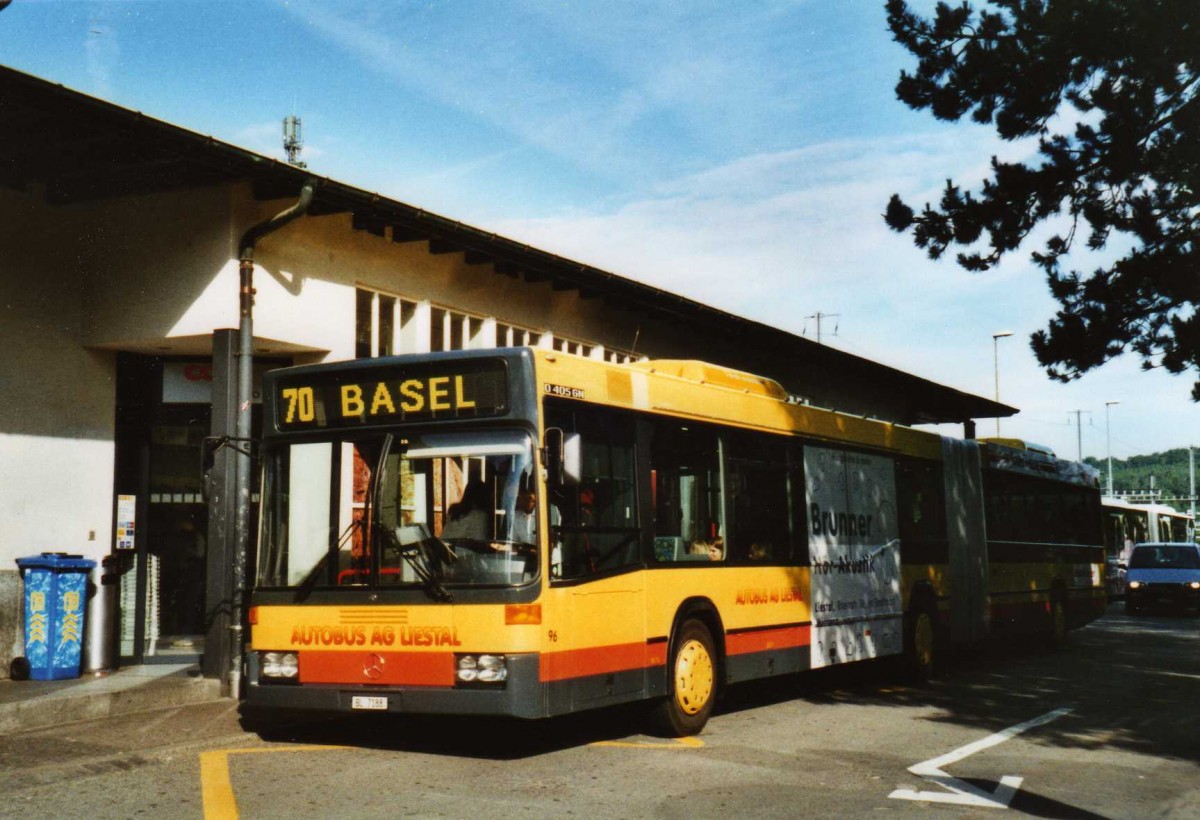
[1067,409,1091,462]
[1190,445,1196,528]
[992,331,1013,437]
[804,312,840,345]
[1105,400,1119,496]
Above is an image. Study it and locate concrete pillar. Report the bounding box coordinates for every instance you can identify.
[203,329,237,687]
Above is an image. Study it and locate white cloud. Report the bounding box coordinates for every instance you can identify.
[487,130,1028,334]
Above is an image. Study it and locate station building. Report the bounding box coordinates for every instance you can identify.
[0,64,1012,682]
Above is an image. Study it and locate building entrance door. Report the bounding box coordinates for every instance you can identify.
[147,409,210,655]
[115,355,214,664]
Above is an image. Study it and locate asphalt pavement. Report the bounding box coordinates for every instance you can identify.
[2,602,1198,819]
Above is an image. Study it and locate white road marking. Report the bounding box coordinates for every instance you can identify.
[889,707,1072,809]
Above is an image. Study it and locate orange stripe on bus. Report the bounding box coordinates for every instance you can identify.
[540,627,811,684]
[540,642,666,683]
[299,650,454,686]
[726,625,810,656]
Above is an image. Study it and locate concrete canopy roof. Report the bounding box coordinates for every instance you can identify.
[0,63,1016,428]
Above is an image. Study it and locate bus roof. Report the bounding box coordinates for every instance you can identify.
[626,360,790,401]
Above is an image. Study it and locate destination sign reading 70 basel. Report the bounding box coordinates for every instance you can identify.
[274,359,509,430]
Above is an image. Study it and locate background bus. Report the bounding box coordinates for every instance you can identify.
[1101,497,1196,597]
[246,348,1105,735]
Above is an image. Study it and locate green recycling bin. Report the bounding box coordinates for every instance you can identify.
[16,553,96,681]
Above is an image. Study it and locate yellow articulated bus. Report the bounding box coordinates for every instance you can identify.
[247,348,1106,735]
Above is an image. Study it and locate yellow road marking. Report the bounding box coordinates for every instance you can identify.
[590,736,704,749]
[201,745,348,820]
[201,733,699,817]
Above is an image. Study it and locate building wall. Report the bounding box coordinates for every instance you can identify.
[235,191,660,362]
[79,184,238,350]
[0,187,119,560]
[1,186,121,668]
[72,182,674,362]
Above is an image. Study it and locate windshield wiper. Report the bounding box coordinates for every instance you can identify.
[294,519,362,602]
[406,546,455,603]
[383,523,455,602]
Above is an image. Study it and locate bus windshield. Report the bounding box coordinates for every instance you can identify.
[257,429,540,594]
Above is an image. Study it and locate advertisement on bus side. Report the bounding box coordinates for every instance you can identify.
[805,445,903,668]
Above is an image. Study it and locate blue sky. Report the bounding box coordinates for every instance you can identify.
[1,0,1195,477]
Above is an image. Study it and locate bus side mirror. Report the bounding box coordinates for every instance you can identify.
[545,429,582,487]
[201,436,257,472]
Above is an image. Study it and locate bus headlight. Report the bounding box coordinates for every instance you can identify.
[477,654,508,683]
[1189,582,1200,590]
[455,654,507,684]
[1127,581,1142,590]
[261,651,299,680]
[456,655,478,682]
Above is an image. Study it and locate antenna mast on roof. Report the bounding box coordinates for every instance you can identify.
[283,115,306,168]
[803,312,840,345]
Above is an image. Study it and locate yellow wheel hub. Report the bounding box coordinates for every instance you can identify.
[673,638,714,715]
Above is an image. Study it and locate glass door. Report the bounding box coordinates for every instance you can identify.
[145,407,210,658]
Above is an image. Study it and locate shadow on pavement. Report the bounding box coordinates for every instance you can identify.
[240,700,653,760]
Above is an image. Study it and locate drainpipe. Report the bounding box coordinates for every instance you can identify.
[230,181,315,697]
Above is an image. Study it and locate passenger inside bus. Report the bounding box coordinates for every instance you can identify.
[748,542,772,561]
[689,538,724,561]
[510,489,537,545]
[441,482,491,542]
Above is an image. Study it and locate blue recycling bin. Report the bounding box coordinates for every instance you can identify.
[16,553,96,681]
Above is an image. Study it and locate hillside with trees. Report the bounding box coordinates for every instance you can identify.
[1083,449,1197,504]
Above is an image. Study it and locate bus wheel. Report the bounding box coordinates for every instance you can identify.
[650,620,716,737]
[1048,592,1068,648]
[903,602,937,681]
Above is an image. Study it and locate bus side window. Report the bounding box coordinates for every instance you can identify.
[545,401,641,579]
[651,422,724,563]
[724,432,790,563]
[896,459,946,547]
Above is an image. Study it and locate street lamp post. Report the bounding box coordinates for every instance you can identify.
[992,331,1013,437]
[1105,400,1120,496]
